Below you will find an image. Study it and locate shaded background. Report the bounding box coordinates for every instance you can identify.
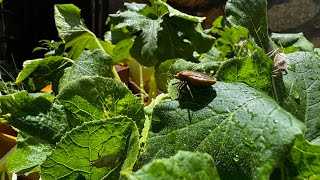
[0,0,319,79]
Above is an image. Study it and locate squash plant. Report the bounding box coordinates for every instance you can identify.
[1,0,320,179]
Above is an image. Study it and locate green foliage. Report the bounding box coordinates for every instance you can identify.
[54,4,114,60]
[129,151,220,180]
[225,0,276,53]
[281,52,320,141]
[57,76,144,128]
[7,132,54,174]
[15,56,71,93]
[0,0,320,179]
[138,82,305,179]
[107,0,214,66]
[59,49,114,91]
[41,117,139,180]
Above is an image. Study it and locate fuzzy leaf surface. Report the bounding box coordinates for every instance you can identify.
[41,117,139,180]
[281,52,320,141]
[289,135,320,179]
[57,76,144,128]
[139,82,305,179]
[271,33,314,53]
[130,151,220,180]
[0,91,69,144]
[217,45,273,94]
[59,49,114,91]
[7,132,54,174]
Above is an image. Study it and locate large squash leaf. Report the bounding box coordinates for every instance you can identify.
[138,82,305,179]
[57,76,144,129]
[41,117,139,180]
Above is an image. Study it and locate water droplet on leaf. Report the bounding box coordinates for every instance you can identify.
[233,155,239,162]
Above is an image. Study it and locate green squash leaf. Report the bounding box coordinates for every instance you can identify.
[7,132,54,174]
[138,82,305,179]
[59,49,114,92]
[129,151,220,180]
[15,56,71,92]
[109,10,163,66]
[217,44,273,94]
[113,39,134,62]
[289,135,320,179]
[41,117,139,180]
[271,33,315,53]
[54,4,114,60]
[108,1,214,67]
[211,17,249,58]
[225,0,275,52]
[0,91,70,144]
[57,76,144,128]
[281,52,320,141]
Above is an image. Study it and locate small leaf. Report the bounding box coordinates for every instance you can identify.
[15,56,71,92]
[54,4,114,60]
[41,117,139,180]
[271,33,314,53]
[7,132,54,174]
[129,151,220,180]
[289,135,320,179]
[138,82,305,179]
[109,11,163,66]
[225,0,275,52]
[113,39,134,62]
[59,49,114,91]
[57,76,144,128]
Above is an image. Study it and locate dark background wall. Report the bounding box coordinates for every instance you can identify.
[2,1,91,69]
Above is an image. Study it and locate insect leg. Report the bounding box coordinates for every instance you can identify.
[185,84,194,99]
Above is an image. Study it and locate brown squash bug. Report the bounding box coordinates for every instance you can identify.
[174,70,216,98]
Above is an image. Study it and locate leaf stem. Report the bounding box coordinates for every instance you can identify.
[147,69,157,105]
[139,65,145,104]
